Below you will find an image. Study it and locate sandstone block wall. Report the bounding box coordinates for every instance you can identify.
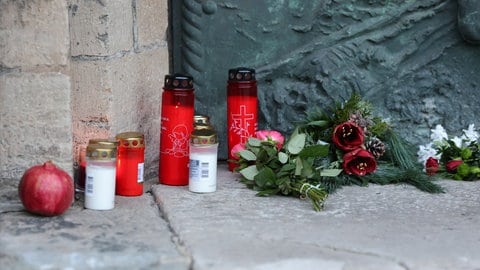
[0,0,169,180]
[0,0,72,177]
[70,0,168,180]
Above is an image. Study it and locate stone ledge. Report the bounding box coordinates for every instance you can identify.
[2,163,480,270]
[0,178,190,270]
[153,163,480,270]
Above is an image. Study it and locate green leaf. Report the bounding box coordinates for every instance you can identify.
[295,158,303,176]
[239,165,259,181]
[461,148,472,160]
[239,150,257,161]
[277,163,296,178]
[256,148,269,163]
[306,120,329,127]
[278,152,289,164]
[254,167,276,188]
[256,189,280,197]
[301,158,314,178]
[320,169,343,177]
[287,133,306,155]
[248,137,261,147]
[299,144,330,158]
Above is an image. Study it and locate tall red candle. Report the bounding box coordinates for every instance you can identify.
[227,67,258,171]
[159,74,195,185]
[115,132,145,196]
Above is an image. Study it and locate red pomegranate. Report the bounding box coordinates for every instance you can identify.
[18,161,74,216]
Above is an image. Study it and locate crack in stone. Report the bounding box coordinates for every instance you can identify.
[146,189,194,270]
[323,245,411,270]
[0,210,24,215]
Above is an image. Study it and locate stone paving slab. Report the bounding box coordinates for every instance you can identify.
[0,178,190,270]
[152,163,480,270]
[2,162,480,270]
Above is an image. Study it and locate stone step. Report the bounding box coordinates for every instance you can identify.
[2,163,480,269]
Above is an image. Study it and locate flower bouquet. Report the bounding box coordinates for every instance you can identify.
[232,93,444,211]
[418,124,480,180]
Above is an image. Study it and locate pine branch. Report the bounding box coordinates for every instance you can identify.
[383,129,419,170]
[360,164,444,193]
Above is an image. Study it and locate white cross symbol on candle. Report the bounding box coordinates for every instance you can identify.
[230,105,254,144]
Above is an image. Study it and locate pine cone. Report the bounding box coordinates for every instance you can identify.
[349,111,372,129]
[366,137,386,158]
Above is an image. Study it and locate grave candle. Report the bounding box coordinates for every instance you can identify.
[115,132,145,196]
[84,143,117,210]
[227,67,258,171]
[189,127,218,193]
[159,74,195,186]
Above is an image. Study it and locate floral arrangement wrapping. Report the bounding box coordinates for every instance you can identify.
[231,93,444,211]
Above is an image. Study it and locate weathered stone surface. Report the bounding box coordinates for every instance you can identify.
[69,0,133,56]
[109,49,167,179]
[71,48,167,180]
[0,73,72,178]
[0,0,69,68]
[0,178,190,270]
[2,164,480,269]
[457,0,480,44]
[0,0,72,179]
[152,163,480,270]
[136,0,168,48]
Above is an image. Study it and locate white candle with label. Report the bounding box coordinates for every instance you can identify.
[84,143,117,211]
[189,144,218,193]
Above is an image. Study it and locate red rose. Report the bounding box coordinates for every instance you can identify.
[332,122,365,151]
[425,157,439,176]
[342,148,377,176]
[446,160,463,173]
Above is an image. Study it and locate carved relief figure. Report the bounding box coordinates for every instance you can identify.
[457,0,480,44]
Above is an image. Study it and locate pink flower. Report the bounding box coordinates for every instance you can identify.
[255,130,285,150]
[230,143,246,160]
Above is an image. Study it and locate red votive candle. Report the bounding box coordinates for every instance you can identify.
[115,132,145,196]
[159,74,195,186]
[227,67,258,171]
[77,147,87,192]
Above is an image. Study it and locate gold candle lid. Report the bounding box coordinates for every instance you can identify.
[193,123,215,131]
[194,114,210,125]
[86,144,117,160]
[88,138,119,146]
[115,132,145,148]
[190,129,218,145]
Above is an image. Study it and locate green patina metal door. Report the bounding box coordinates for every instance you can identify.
[170,0,480,160]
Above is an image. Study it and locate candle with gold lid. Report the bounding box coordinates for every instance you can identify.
[85,143,117,210]
[159,74,195,186]
[189,128,218,193]
[115,131,145,196]
[194,114,210,125]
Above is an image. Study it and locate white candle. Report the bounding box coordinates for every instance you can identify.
[84,163,116,210]
[189,144,218,193]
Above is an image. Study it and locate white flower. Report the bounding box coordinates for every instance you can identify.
[461,124,479,143]
[417,143,441,165]
[430,124,448,143]
[451,136,463,148]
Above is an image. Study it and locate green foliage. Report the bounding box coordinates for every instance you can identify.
[235,128,330,211]
[235,92,444,211]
